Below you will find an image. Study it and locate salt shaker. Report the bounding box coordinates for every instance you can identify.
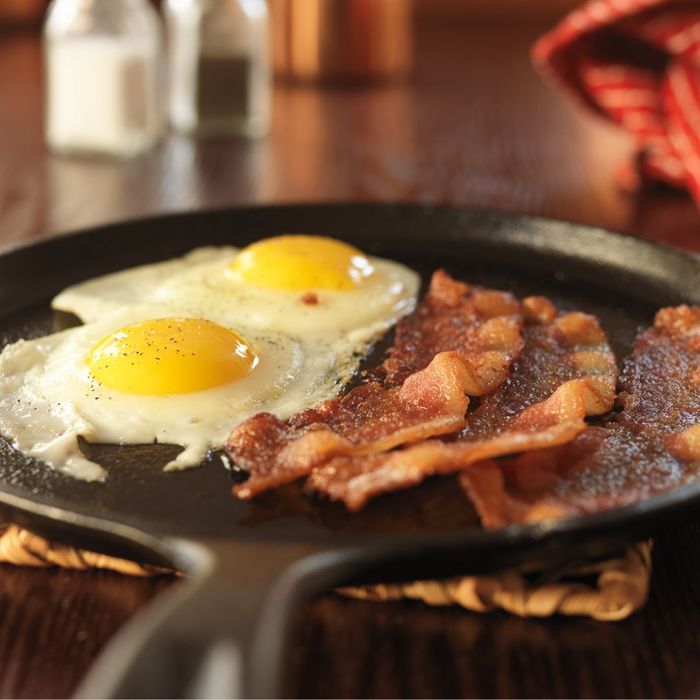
[44,0,163,158]
[165,0,270,138]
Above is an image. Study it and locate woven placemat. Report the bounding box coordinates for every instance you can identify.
[0,524,652,621]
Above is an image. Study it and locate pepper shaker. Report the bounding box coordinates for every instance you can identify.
[165,0,270,138]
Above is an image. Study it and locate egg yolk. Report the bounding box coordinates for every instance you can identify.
[228,235,374,291]
[87,318,256,396]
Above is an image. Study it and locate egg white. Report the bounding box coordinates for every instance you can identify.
[52,245,420,339]
[5,244,420,481]
[52,247,229,323]
[0,307,373,482]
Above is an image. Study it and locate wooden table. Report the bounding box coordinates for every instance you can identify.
[1,12,700,699]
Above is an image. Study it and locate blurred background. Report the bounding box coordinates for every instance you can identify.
[2,0,695,256]
[0,1,580,28]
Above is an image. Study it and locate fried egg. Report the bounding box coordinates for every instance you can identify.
[0,310,375,482]
[0,237,419,481]
[52,235,419,338]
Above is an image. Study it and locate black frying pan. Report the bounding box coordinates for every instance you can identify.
[0,204,698,698]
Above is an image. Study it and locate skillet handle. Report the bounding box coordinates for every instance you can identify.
[74,538,348,699]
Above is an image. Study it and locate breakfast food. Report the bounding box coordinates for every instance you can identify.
[308,304,618,511]
[368,270,524,391]
[0,312,331,481]
[53,237,418,339]
[229,277,618,510]
[228,272,699,526]
[230,352,473,500]
[228,271,527,499]
[0,236,419,481]
[461,306,700,527]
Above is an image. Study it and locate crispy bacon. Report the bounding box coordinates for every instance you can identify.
[616,305,700,434]
[308,307,618,511]
[228,271,526,500]
[461,306,700,527]
[376,270,523,395]
[232,351,474,499]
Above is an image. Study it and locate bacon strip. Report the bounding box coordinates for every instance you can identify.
[376,270,524,394]
[461,306,700,527]
[231,352,473,499]
[228,272,526,500]
[308,306,618,511]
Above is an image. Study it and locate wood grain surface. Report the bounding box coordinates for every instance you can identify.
[1,11,700,699]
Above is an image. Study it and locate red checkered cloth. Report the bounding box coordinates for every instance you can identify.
[533,0,700,203]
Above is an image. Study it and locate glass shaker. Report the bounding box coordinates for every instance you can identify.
[44,0,164,158]
[165,0,270,138]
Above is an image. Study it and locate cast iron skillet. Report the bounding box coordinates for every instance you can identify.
[0,204,698,698]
